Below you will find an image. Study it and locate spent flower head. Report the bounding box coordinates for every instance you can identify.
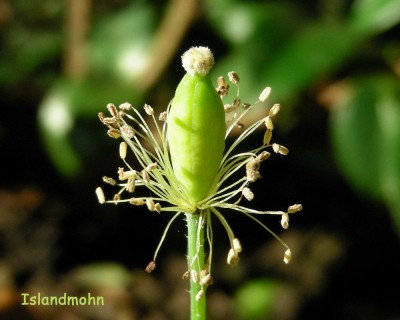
[96,47,301,284]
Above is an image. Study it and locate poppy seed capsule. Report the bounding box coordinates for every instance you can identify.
[167,47,225,204]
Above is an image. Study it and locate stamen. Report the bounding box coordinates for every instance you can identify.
[259,87,271,102]
[242,187,254,201]
[121,124,135,139]
[281,213,289,229]
[95,187,105,204]
[283,249,292,264]
[272,143,289,155]
[233,238,242,253]
[227,248,239,266]
[191,270,199,284]
[102,176,116,186]
[144,104,154,116]
[196,289,204,301]
[145,260,156,273]
[228,71,240,84]
[107,128,121,139]
[126,178,135,193]
[107,103,119,118]
[119,102,132,110]
[269,104,280,117]
[263,130,272,145]
[265,116,274,130]
[129,198,145,206]
[119,142,127,159]
[200,273,213,286]
[159,111,167,122]
[288,204,303,213]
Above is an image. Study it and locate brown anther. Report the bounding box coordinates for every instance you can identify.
[246,157,261,182]
[145,261,156,273]
[126,178,135,193]
[288,204,303,213]
[256,151,271,162]
[113,194,121,202]
[102,176,116,186]
[129,198,145,206]
[242,102,251,109]
[154,202,161,213]
[224,104,235,113]
[217,76,227,87]
[272,143,289,155]
[107,103,119,118]
[228,71,240,84]
[118,167,125,180]
[102,116,118,127]
[232,97,241,109]
[142,170,150,183]
[121,124,135,138]
[118,168,136,181]
[98,112,105,123]
[146,198,156,211]
[107,128,121,139]
[182,271,189,280]
[200,273,213,286]
[216,76,229,96]
[159,111,167,122]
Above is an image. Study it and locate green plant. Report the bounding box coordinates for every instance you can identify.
[95,47,301,319]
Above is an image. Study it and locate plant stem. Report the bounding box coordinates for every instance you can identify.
[186,211,206,320]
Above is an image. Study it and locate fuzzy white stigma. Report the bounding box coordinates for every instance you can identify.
[181,46,214,76]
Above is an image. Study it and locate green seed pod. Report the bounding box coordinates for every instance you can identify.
[167,47,225,204]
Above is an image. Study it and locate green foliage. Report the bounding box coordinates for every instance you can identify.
[234,278,280,320]
[331,76,400,231]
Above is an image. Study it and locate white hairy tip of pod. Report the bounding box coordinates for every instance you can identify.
[181,46,214,76]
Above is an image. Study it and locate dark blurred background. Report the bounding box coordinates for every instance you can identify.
[1,0,400,319]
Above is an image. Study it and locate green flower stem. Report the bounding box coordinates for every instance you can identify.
[186,211,206,320]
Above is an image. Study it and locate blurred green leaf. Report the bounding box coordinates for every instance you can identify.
[89,2,155,83]
[234,278,280,320]
[331,75,400,232]
[71,262,131,289]
[350,0,400,36]
[37,77,141,178]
